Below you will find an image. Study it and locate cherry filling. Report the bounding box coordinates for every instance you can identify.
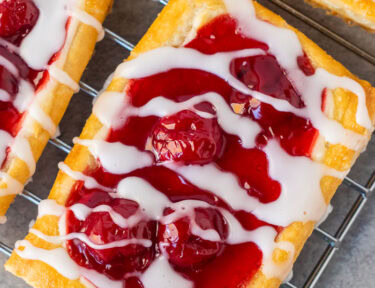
[159,207,228,269]
[151,110,224,164]
[66,191,156,280]
[0,0,39,45]
[66,14,319,287]
[0,0,70,167]
[0,0,41,167]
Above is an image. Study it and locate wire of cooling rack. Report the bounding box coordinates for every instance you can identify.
[0,1,374,288]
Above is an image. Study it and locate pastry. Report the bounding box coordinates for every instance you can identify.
[0,0,113,221]
[305,0,375,31]
[5,0,375,287]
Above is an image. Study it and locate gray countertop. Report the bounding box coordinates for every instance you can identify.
[0,0,374,287]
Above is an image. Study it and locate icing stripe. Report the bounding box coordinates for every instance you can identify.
[223,0,371,130]
[0,90,10,102]
[12,135,36,174]
[30,228,152,249]
[115,46,370,150]
[15,240,80,279]
[0,55,18,76]
[20,0,70,70]
[16,0,373,285]
[71,10,104,41]
[13,80,34,113]
[15,240,123,288]
[49,66,80,92]
[92,92,125,128]
[141,256,193,288]
[0,172,23,197]
[38,199,66,218]
[134,93,261,149]
[29,102,57,137]
[74,138,154,174]
[69,203,143,228]
[58,162,113,193]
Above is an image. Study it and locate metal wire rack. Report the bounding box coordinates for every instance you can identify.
[0,1,374,287]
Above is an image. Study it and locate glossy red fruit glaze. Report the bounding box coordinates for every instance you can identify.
[0,0,39,45]
[66,191,156,280]
[0,3,69,167]
[66,14,319,287]
[297,54,315,76]
[229,92,318,157]
[159,207,228,268]
[0,45,39,138]
[217,135,281,203]
[186,243,263,288]
[231,55,305,108]
[151,110,224,164]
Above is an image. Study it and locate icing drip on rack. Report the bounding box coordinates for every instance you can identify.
[17,0,373,287]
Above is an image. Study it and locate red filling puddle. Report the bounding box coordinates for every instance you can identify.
[66,15,319,287]
[0,0,69,167]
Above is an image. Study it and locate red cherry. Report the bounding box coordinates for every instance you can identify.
[231,55,305,108]
[151,110,224,165]
[66,191,157,280]
[0,0,39,45]
[158,207,228,268]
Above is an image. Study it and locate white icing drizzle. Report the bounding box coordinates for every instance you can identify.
[71,10,105,41]
[0,90,10,102]
[135,93,261,148]
[116,47,264,81]
[17,0,373,285]
[223,0,371,135]
[69,203,143,228]
[15,240,122,288]
[15,240,81,279]
[74,138,154,174]
[93,91,127,128]
[115,44,370,150]
[12,134,36,174]
[48,66,80,92]
[166,162,260,212]
[161,200,222,242]
[28,101,57,137]
[117,177,170,221]
[79,268,123,288]
[166,140,346,227]
[0,172,23,197]
[20,0,70,70]
[0,0,107,202]
[29,228,152,249]
[116,177,221,242]
[141,256,193,288]
[38,199,66,218]
[13,80,34,113]
[253,140,346,226]
[221,209,294,279]
[0,55,18,76]
[58,162,113,193]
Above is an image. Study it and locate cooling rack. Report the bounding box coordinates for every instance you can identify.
[0,0,374,287]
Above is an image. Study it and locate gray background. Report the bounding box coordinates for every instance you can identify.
[0,0,374,287]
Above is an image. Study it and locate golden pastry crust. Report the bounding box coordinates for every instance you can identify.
[5,0,375,287]
[0,0,113,217]
[305,0,375,31]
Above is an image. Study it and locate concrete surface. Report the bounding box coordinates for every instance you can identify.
[0,0,374,287]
